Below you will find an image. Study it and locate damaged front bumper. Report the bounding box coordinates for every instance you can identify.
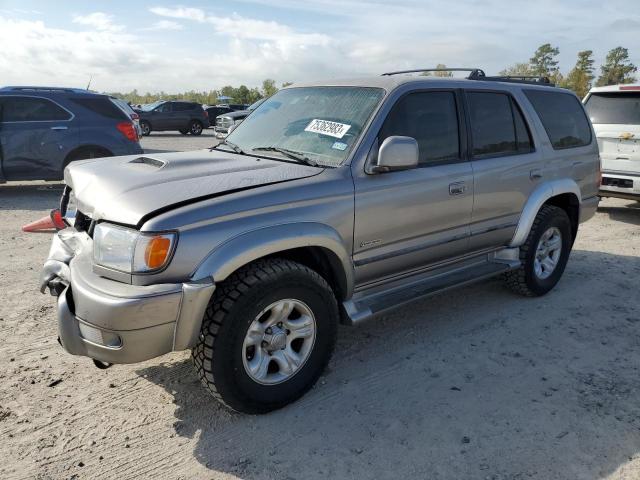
[40,229,215,364]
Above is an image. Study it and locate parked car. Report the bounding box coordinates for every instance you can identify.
[214,98,265,138]
[583,84,640,200]
[40,69,600,413]
[204,104,249,127]
[0,86,142,182]
[136,100,209,136]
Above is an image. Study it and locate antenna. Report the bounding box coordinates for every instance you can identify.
[86,74,93,90]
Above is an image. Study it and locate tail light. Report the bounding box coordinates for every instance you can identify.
[116,122,138,141]
[204,111,209,118]
[130,112,139,121]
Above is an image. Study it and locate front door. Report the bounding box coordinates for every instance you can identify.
[352,90,473,286]
[0,95,76,180]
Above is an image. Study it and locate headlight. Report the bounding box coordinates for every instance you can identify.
[93,223,176,273]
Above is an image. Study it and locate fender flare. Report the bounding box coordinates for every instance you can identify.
[509,178,581,247]
[192,222,355,298]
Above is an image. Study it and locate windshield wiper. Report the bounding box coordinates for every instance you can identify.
[211,139,246,155]
[252,146,320,167]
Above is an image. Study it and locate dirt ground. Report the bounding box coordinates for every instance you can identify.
[1,135,639,479]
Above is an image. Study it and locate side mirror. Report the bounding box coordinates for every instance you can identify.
[371,136,419,173]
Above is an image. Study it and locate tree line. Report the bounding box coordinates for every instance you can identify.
[109,46,636,105]
[108,79,291,106]
[499,45,636,98]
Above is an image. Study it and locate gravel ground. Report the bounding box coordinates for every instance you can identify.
[1,135,639,479]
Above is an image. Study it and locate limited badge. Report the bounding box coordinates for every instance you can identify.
[305,119,352,139]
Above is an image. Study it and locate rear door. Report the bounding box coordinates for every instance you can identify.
[464,90,541,251]
[171,102,193,129]
[352,90,474,285]
[0,95,77,180]
[584,90,640,175]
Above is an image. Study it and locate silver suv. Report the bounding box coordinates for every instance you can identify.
[40,69,600,413]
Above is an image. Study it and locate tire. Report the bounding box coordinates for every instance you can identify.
[140,120,151,136]
[192,258,338,413]
[504,205,572,297]
[189,120,203,136]
[179,129,189,135]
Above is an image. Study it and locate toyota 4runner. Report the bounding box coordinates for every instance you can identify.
[39,69,600,413]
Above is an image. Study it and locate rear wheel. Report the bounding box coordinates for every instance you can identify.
[504,205,572,296]
[140,120,151,136]
[192,258,338,413]
[189,120,203,136]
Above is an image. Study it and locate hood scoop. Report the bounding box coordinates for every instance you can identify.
[129,156,166,169]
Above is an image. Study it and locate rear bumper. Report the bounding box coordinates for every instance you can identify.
[600,171,640,199]
[41,229,215,364]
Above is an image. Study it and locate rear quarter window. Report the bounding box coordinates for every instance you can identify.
[524,90,592,149]
[69,97,128,120]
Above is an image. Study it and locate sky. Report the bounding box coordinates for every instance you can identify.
[0,0,638,93]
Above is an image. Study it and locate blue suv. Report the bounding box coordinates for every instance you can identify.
[0,86,143,182]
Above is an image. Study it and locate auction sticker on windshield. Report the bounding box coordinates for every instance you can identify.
[305,119,352,139]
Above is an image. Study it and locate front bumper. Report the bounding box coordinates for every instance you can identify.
[41,229,215,364]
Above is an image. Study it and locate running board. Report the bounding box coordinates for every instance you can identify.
[342,252,519,326]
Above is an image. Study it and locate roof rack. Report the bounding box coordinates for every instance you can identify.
[382,68,486,77]
[473,75,554,86]
[380,68,555,86]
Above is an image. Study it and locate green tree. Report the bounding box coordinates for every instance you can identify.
[499,62,534,76]
[596,47,637,86]
[261,79,278,97]
[563,50,595,98]
[281,81,293,88]
[529,43,560,77]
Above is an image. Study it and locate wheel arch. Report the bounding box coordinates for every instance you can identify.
[192,223,354,302]
[510,179,581,247]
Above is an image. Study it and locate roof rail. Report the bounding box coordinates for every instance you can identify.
[0,86,95,94]
[471,75,555,86]
[382,68,486,77]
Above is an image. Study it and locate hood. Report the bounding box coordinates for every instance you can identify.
[65,150,322,227]
[220,109,250,120]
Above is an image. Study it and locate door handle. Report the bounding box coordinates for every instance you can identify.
[530,169,543,180]
[50,126,68,131]
[449,182,467,195]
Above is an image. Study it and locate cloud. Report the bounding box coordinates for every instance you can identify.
[149,6,207,22]
[146,19,184,31]
[72,12,123,32]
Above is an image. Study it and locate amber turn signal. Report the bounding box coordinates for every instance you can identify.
[144,236,172,269]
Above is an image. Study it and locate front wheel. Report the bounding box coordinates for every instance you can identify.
[504,205,572,296]
[192,258,338,413]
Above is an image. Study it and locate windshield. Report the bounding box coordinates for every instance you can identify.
[226,87,385,167]
[248,98,265,111]
[584,93,640,125]
[140,100,165,112]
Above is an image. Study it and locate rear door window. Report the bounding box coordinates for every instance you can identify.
[0,96,72,122]
[525,90,592,149]
[584,92,640,125]
[466,91,533,158]
[379,91,461,165]
[173,102,195,111]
